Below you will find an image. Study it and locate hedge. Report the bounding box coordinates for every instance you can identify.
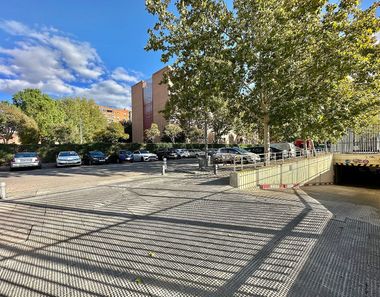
[0,142,234,165]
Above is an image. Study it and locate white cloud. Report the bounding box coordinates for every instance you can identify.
[0,65,15,76]
[49,36,103,79]
[0,20,32,35]
[0,20,142,108]
[112,67,141,83]
[74,80,131,108]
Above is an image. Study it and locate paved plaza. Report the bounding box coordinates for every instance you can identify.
[0,167,379,296]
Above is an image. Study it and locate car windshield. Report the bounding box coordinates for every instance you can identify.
[140,150,149,154]
[59,152,78,157]
[235,148,249,154]
[271,143,289,151]
[15,152,37,158]
[90,151,104,157]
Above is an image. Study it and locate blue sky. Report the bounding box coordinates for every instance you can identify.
[0,0,378,108]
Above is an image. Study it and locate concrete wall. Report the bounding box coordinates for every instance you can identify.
[230,154,333,189]
[131,82,144,143]
[333,153,380,167]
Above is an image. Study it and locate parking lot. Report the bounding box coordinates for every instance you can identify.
[0,159,199,199]
[0,160,379,296]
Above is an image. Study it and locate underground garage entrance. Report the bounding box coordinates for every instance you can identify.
[335,165,380,188]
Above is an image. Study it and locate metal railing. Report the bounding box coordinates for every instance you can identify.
[211,149,329,174]
[331,125,380,154]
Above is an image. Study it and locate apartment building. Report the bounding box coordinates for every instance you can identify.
[131,67,169,143]
[98,105,131,124]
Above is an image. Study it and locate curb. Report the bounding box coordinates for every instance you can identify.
[303,182,334,186]
[259,184,299,190]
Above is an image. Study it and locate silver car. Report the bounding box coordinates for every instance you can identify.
[213,147,261,163]
[10,152,42,170]
[56,151,81,167]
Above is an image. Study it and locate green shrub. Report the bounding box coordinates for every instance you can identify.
[0,142,231,164]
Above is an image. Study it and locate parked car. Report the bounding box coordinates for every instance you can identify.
[10,152,42,170]
[246,146,289,161]
[156,148,180,160]
[188,149,205,158]
[133,150,158,162]
[213,147,261,163]
[83,151,107,165]
[56,151,81,167]
[175,149,190,158]
[207,148,218,156]
[271,142,297,158]
[119,150,134,162]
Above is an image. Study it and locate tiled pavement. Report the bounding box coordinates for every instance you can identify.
[0,175,379,296]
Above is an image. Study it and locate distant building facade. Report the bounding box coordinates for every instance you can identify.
[132,67,169,143]
[98,105,131,124]
[131,66,242,144]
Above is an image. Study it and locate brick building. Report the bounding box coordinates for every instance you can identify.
[98,105,131,124]
[131,67,169,143]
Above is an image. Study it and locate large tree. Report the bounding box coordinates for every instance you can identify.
[95,122,128,143]
[59,97,108,143]
[146,0,379,162]
[146,0,236,152]
[0,102,39,144]
[13,89,64,143]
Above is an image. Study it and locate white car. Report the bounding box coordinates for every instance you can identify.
[56,151,81,167]
[271,143,297,158]
[133,150,158,162]
[175,149,190,158]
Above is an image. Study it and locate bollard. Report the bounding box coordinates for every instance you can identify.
[233,157,236,172]
[207,155,211,167]
[213,163,218,175]
[162,158,167,175]
[0,182,6,199]
[241,156,244,170]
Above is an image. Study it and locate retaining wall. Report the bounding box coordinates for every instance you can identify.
[230,154,333,189]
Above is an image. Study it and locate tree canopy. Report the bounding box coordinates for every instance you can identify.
[95,122,128,143]
[59,97,108,143]
[164,123,183,143]
[146,0,380,156]
[13,89,64,143]
[0,102,39,144]
[145,123,161,142]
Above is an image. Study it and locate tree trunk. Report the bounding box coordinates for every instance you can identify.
[204,113,208,159]
[263,114,270,165]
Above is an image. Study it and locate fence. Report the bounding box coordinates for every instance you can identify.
[331,125,380,153]
[230,153,333,189]
[212,148,329,175]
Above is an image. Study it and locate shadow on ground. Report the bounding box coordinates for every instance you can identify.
[0,177,378,296]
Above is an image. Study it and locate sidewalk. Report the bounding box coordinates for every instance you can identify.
[1,172,378,296]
